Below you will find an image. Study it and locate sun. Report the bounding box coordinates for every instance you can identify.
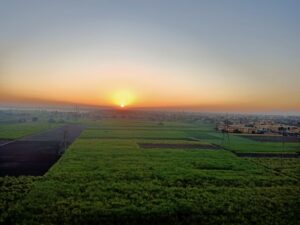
[111,90,135,108]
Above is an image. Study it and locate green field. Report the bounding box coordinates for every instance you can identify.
[220,134,300,154]
[0,122,56,140]
[1,119,300,225]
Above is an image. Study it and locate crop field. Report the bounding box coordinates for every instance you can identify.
[0,119,299,225]
[0,125,84,176]
[220,134,300,154]
[0,122,55,141]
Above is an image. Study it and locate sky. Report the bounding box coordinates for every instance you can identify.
[0,0,299,112]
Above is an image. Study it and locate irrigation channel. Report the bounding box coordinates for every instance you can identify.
[0,125,84,176]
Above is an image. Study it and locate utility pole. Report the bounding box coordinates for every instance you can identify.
[222,117,230,147]
[281,127,286,168]
[62,126,68,154]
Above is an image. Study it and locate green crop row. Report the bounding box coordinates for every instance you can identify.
[0,122,57,139]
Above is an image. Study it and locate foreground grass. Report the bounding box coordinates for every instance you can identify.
[253,158,300,179]
[0,176,40,224]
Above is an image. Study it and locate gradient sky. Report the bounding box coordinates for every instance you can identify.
[0,0,299,112]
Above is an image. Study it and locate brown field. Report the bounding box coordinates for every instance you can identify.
[0,125,84,176]
[138,143,220,149]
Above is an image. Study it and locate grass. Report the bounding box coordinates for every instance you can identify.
[253,158,300,179]
[81,129,188,139]
[0,176,39,224]
[0,122,56,140]
[0,119,299,224]
[210,133,300,154]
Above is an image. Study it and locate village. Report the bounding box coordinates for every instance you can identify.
[217,120,300,136]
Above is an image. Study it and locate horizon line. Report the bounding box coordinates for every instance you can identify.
[1,101,300,116]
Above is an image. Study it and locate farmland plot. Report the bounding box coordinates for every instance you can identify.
[0,122,55,140]
[0,125,84,176]
[220,134,300,154]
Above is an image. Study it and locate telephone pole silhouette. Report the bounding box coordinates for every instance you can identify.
[221,118,230,147]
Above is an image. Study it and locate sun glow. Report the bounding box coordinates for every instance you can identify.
[112,90,136,107]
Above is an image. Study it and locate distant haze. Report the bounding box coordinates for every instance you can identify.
[0,0,299,112]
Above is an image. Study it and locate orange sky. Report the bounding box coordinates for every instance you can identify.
[1,61,300,112]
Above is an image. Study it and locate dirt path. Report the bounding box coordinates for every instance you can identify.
[235,152,300,158]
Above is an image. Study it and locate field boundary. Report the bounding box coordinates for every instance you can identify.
[80,137,199,141]
[234,152,300,158]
